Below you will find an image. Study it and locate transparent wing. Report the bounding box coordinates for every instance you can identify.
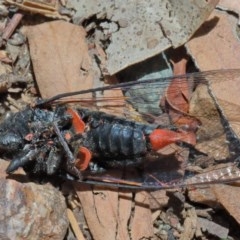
[41,69,240,189]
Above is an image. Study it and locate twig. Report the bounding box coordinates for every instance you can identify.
[67,208,86,240]
[1,12,23,45]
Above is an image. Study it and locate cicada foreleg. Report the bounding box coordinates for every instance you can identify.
[6,145,40,173]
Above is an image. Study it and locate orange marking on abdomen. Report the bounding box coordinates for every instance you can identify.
[67,108,85,134]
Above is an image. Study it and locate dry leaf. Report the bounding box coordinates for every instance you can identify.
[188,185,219,208]
[75,184,133,240]
[217,0,240,25]
[207,74,240,140]
[68,0,218,74]
[94,75,125,116]
[163,50,200,131]
[187,170,240,225]
[130,192,154,240]
[189,84,230,159]
[166,56,189,114]
[186,10,240,70]
[185,7,240,185]
[26,21,95,99]
[75,183,155,240]
[116,191,132,240]
[190,71,240,159]
[212,184,240,225]
[148,190,169,210]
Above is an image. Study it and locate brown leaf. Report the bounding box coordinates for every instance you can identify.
[186,10,240,70]
[75,183,133,240]
[187,185,219,208]
[189,84,230,159]
[116,191,132,240]
[212,184,240,225]
[166,54,189,114]
[94,75,126,116]
[75,183,155,240]
[148,190,169,210]
[131,192,154,240]
[218,0,240,24]
[207,74,240,140]
[190,71,240,158]
[188,179,240,225]
[188,10,240,153]
[163,49,200,131]
[26,20,94,99]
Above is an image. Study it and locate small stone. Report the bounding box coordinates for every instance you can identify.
[0,177,68,240]
[198,217,229,239]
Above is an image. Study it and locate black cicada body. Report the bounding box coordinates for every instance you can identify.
[2,69,240,190]
[2,106,193,181]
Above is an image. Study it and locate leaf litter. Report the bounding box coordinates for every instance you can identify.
[1,0,240,239]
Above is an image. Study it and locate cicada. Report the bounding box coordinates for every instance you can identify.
[2,69,240,190]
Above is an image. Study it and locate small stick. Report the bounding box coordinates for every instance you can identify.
[67,208,86,240]
[2,12,24,43]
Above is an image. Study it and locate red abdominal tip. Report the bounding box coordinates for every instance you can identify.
[149,129,196,151]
